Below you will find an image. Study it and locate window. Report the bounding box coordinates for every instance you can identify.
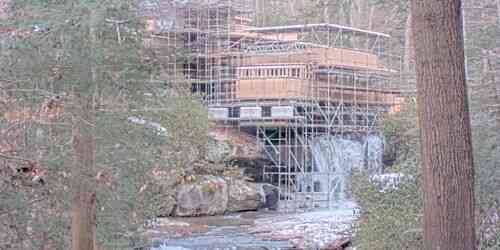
[228,107,240,118]
[296,106,304,116]
[314,182,321,192]
[262,106,271,117]
[343,114,351,125]
[357,115,364,123]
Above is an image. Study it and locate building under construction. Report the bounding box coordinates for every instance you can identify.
[142,0,402,211]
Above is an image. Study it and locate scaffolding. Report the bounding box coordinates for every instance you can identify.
[144,0,402,211]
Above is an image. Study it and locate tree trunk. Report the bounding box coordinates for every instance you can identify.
[411,1,476,250]
[483,50,500,130]
[71,8,98,249]
[323,3,329,23]
[403,12,413,73]
[287,0,297,19]
[367,5,374,30]
[255,0,266,26]
[496,0,500,26]
[71,96,96,250]
[344,0,352,27]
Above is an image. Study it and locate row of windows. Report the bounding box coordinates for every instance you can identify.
[227,106,274,118]
[228,106,376,125]
[237,67,309,79]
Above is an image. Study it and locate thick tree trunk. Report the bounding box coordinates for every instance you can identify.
[71,96,96,250]
[71,8,98,249]
[71,190,96,250]
[411,1,476,250]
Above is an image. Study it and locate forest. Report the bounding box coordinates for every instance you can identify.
[0,0,499,249]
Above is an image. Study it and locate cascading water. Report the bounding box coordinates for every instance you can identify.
[301,134,384,207]
[364,135,384,174]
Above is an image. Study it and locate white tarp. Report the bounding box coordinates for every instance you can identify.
[241,107,262,119]
[271,106,294,118]
[208,108,228,120]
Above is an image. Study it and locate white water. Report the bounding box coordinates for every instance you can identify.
[298,134,384,206]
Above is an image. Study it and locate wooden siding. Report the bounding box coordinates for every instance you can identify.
[236,78,398,105]
[241,48,384,71]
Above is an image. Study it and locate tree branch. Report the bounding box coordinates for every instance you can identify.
[0,153,33,163]
[105,19,130,25]
[0,197,46,217]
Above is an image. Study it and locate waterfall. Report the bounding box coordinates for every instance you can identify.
[364,134,384,174]
[300,134,384,206]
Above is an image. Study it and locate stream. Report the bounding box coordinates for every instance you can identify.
[148,135,382,249]
[148,201,358,250]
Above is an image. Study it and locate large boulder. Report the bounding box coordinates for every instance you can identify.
[233,158,270,183]
[149,168,181,217]
[207,128,273,184]
[157,195,176,217]
[206,136,233,163]
[208,128,265,161]
[226,178,263,212]
[174,175,228,217]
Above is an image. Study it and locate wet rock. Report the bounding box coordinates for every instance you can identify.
[227,178,263,212]
[191,159,226,176]
[321,238,352,250]
[234,158,269,182]
[147,218,209,238]
[257,183,279,211]
[174,176,228,217]
[149,205,358,249]
[158,195,176,217]
[249,204,358,249]
[208,128,265,161]
[149,169,181,217]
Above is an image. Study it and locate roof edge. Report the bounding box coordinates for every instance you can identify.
[244,23,390,38]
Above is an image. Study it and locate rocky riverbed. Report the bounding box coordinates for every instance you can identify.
[144,129,372,249]
[146,201,358,250]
